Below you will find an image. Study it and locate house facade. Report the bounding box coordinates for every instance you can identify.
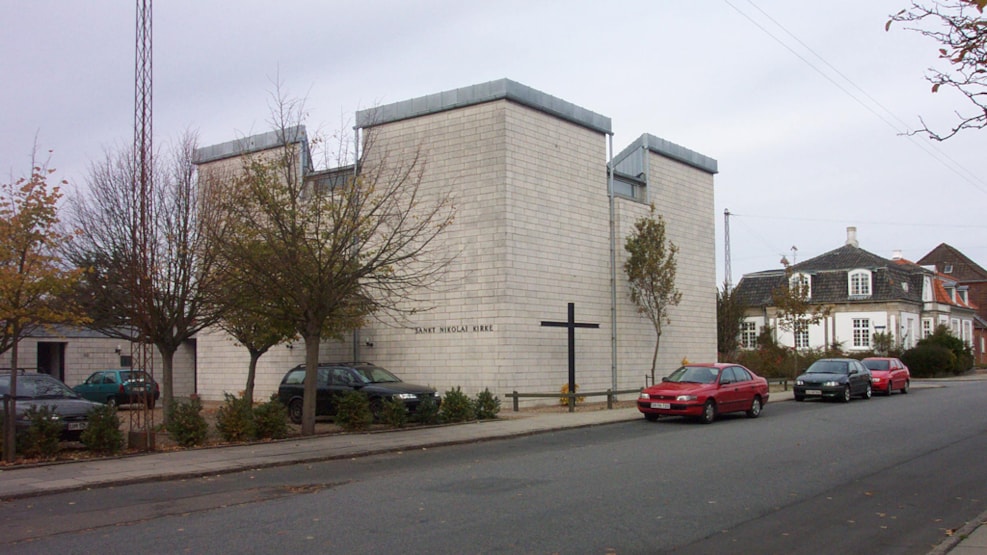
[186,78,719,403]
[733,227,977,355]
[918,243,987,365]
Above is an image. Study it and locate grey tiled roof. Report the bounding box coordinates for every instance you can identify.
[733,244,925,308]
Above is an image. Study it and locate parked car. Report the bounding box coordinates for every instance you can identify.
[73,369,160,408]
[277,362,440,424]
[637,363,770,424]
[794,358,872,402]
[0,371,102,441]
[861,357,910,396]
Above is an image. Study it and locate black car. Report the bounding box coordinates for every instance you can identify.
[794,358,873,402]
[277,362,439,424]
[0,372,102,441]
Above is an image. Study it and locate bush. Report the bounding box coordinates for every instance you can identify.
[165,396,209,447]
[901,344,956,378]
[335,391,373,432]
[558,384,585,406]
[80,404,124,454]
[17,406,63,459]
[253,394,289,440]
[215,392,256,442]
[414,394,440,425]
[376,397,408,428]
[474,388,501,420]
[440,386,475,423]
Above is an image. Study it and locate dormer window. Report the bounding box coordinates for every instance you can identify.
[848,269,871,297]
[790,273,811,299]
[944,263,953,274]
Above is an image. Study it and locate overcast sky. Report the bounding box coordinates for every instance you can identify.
[2,0,984,284]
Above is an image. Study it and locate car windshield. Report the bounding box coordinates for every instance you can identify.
[806,360,848,374]
[352,366,402,384]
[862,360,889,371]
[665,366,719,384]
[0,376,79,399]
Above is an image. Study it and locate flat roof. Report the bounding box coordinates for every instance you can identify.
[355,78,612,134]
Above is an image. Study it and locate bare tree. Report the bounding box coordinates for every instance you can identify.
[203,93,456,435]
[623,205,682,383]
[65,131,222,421]
[888,0,987,139]
[772,264,830,376]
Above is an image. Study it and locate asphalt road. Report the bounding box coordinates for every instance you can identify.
[1,381,985,554]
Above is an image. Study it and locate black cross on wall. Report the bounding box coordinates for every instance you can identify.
[541,302,599,411]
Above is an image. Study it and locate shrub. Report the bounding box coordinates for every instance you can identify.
[558,384,585,406]
[253,394,289,439]
[17,406,63,459]
[335,391,373,431]
[215,392,256,442]
[80,404,124,454]
[165,396,209,447]
[414,394,441,425]
[474,388,501,420]
[379,397,408,428]
[440,386,475,423]
[901,344,956,378]
[913,325,973,375]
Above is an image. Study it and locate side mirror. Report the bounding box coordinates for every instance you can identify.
[720,379,732,386]
[661,377,670,382]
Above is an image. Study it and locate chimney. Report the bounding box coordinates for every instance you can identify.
[845,226,858,247]
[892,249,902,260]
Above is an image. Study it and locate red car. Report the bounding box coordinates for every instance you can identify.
[637,363,770,424]
[861,357,910,395]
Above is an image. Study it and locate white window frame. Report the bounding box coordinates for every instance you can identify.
[740,321,757,349]
[848,269,872,297]
[922,318,933,338]
[794,322,810,350]
[853,318,871,348]
[790,273,811,299]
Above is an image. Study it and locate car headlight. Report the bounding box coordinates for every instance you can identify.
[824,381,840,387]
[394,393,418,400]
[639,392,650,399]
[796,379,804,385]
[676,395,697,401]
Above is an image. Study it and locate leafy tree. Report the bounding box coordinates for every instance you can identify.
[888,0,987,139]
[623,205,682,383]
[202,91,455,436]
[64,132,223,423]
[0,153,85,462]
[771,264,830,377]
[716,282,747,360]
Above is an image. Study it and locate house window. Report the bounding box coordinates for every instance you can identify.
[944,263,953,274]
[849,270,871,297]
[741,321,757,349]
[790,273,811,299]
[922,318,933,338]
[963,321,972,344]
[853,318,871,348]
[951,318,960,336]
[794,322,810,349]
[613,175,646,202]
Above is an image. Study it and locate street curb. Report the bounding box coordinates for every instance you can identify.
[927,508,987,555]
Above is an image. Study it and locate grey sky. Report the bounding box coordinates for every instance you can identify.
[2,0,984,284]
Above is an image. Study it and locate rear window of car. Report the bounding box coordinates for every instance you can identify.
[863,360,889,371]
[283,369,305,385]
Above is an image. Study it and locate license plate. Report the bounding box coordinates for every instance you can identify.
[67,422,88,431]
[806,389,822,395]
[650,402,671,409]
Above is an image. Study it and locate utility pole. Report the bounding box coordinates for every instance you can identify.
[723,209,732,291]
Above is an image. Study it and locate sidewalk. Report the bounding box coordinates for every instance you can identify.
[0,383,983,554]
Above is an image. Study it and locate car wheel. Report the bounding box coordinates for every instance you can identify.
[746,396,762,418]
[794,394,805,402]
[700,400,716,424]
[288,398,303,424]
[862,383,872,400]
[644,413,659,422]
[887,382,895,396]
[105,397,117,408]
[901,380,909,394]
[841,386,851,403]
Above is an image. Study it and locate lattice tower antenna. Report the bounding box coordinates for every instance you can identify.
[130,0,154,448]
[723,209,732,291]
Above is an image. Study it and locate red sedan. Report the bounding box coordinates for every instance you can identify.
[638,363,770,424]
[861,357,910,395]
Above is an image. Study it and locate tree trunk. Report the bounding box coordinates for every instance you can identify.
[157,345,177,424]
[301,333,321,435]
[651,331,661,385]
[244,348,261,403]
[2,337,20,462]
